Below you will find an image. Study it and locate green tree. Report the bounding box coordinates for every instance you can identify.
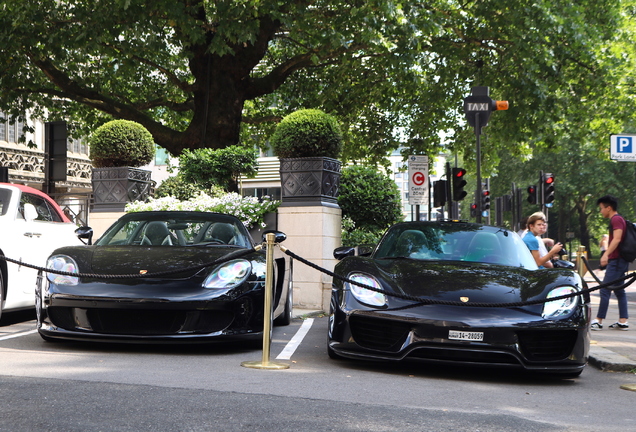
[0,0,630,164]
[338,165,403,234]
[178,146,258,192]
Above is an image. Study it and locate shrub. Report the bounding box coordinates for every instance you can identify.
[155,175,203,201]
[178,145,258,192]
[269,109,343,159]
[338,165,403,232]
[89,120,155,168]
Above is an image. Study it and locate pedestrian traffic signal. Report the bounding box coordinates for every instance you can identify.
[527,185,537,204]
[451,168,467,201]
[433,180,447,208]
[543,173,555,207]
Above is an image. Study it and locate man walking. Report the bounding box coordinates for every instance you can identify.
[591,195,629,330]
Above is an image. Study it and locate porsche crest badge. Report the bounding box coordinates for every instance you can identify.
[460,296,469,303]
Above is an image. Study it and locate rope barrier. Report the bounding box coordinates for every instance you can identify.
[0,247,257,279]
[2,243,634,308]
[282,248,636,308]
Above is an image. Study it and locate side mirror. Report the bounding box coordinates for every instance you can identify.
[23,203,38,222]
[262,230,287,244]
[75,226,94,245]
[334,246,355,260]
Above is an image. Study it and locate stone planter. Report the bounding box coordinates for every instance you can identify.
[279,157,341,207]
[92,167,154,212]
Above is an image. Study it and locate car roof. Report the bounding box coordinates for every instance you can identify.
[0,182,71,223]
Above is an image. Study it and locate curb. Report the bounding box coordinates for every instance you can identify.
[588,345,636,372]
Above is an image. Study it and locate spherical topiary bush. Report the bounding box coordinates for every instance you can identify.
[89,120,156,168]
[270,109,343,159]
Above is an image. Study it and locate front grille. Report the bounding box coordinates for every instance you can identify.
[349,315,410,352]
[47,307,234,335]
[517,330,578,361]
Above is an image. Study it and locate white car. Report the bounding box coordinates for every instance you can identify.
[0,183,86,319]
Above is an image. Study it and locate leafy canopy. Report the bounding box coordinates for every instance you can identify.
[0,0,630,168]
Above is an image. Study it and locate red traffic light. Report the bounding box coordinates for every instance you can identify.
[482,190,490,196]
[454,168,466,178]
[527,186,536,193]
[544,176,554,184]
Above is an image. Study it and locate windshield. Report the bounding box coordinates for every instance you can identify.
[374,222,538,269]
[96,212,252,248]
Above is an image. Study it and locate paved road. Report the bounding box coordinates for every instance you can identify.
[1,311,635,432]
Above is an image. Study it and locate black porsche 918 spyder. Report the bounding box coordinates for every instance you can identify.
[38,211,293,343]
[328,221,590,377]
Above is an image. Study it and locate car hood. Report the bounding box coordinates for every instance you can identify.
[341,258,579,304]
[54,245,255,278]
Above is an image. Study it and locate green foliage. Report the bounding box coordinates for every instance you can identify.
[338,165,403,232]
[154,175,202,201]
[1,0,631,167]
[178,146,258,192]
[341,216,383,247]
[89,120,155,168]
[269,109,343,159]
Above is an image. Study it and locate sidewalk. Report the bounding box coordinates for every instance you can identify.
[585,271,636,372]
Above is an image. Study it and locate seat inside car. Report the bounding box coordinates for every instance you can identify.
[394,230,428,257]
[142,221,173,246]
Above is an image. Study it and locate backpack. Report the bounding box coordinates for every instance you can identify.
[617,217,636,262]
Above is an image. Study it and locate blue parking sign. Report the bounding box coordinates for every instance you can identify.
[611,134,636,161]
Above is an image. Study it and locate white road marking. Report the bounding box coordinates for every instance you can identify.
[276,318,314,360]
[0,329,37,341]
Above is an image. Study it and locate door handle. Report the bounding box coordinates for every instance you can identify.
[24,232,42,238]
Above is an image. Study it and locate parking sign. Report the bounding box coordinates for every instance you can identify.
[408,155,429,206]
[610,134,636,161]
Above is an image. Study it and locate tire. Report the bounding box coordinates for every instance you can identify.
[274,281,293,326]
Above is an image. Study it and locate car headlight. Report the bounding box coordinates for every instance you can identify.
[542,286,579,319]
[47,255,79,286]
[203,259,251,289]
[346,273,386,307]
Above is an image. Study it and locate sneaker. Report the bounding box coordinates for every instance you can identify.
[590,320,603,330]
[609,321,629,330]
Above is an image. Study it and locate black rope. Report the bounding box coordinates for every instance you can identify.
[0,247,257,279]
[283,248,636,308]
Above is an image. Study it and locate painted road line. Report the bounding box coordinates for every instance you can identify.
[0,329,37,341]
[276,318,314,360]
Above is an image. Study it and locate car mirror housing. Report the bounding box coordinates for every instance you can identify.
[75,226,94,245]
[261,230,287,244]
[334,246,355,260]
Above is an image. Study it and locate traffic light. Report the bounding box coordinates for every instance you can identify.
[433,180,447,208]
[481,185,491,215]
[543,173,555,207]
[527,185,537,204]
[451,168,467,201]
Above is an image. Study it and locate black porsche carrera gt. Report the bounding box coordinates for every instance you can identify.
[328,221,590,376]
[38,211,293,343]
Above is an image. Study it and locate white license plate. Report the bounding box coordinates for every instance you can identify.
[448,330,484,341]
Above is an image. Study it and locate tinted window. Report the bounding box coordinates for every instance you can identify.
[374,223,538,269]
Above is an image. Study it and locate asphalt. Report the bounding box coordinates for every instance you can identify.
[293,272,636,374]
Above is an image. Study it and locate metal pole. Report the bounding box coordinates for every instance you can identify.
[475,112,482,223]
[241,233,289,370]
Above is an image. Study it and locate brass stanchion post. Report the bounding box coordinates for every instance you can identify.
[241,233,289,370]
[576,245,586,278]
